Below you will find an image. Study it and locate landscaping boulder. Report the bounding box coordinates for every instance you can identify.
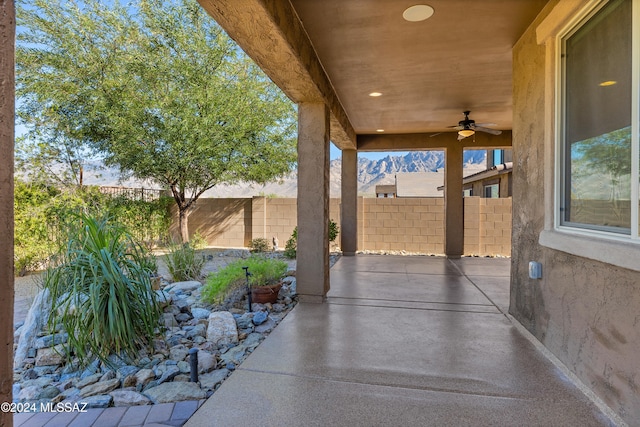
[206,312,238,348]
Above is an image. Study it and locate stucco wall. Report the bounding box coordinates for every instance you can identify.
[172,196,511,257]
[511,1,640,422]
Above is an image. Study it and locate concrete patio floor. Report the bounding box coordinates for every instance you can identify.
[185,255,615,426]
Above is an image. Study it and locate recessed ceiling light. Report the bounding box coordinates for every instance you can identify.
[369,92,383,97]
[403,5,434,22]
[376,129,385,133]
[599,80,617,87]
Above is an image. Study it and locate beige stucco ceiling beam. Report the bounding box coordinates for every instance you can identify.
[357,131,513,152]
[197,0,356,150]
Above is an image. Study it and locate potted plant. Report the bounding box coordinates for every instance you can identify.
[202,255,288,305]
[248,256,288,304]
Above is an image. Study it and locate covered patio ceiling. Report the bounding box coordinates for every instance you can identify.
[198,0,549,150]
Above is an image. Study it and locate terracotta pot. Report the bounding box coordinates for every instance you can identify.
[250,283,283,304]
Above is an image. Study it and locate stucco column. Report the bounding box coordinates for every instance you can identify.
[444,144,463,258]
[1,1,15,425]
[297,102,330,302]
[340,149,357,256]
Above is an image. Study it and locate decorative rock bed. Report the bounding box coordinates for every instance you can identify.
[11,254,322,410]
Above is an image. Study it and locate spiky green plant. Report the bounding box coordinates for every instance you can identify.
[43,214,160,367]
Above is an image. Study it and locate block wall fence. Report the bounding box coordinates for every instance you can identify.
[169,196,512,257]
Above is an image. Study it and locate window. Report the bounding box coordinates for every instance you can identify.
[484,183,499,198]
[559,0,638,238]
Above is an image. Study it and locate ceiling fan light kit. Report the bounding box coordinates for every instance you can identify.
[449,110,502,140]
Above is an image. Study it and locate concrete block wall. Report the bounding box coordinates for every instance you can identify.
[361,197,445,253]
[171,196,511,257]
[173,197,342,249]
[464,197,512,256]
[169,198,252,247]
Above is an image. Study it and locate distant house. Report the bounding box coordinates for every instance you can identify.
[438,149,513,198]
[376,172,444,198]
[375,185,396,198]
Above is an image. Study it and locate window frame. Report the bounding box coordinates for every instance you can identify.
[554,0,640,242]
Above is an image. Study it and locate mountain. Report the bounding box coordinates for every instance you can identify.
[36,150,488,198]
[201,150,488,198]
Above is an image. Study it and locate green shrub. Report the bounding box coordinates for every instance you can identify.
[42,214,160,367]
[14,178,172,276]
[189,231,207,250]
[284,227,297,259]
[201,255,288,304]
[283,219,339,259]
[249,237,270,253]
[164,242,205,282]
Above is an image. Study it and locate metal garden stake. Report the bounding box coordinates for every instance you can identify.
[243,266,252,312]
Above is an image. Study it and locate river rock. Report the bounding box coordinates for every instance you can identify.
[161,313,178,329]
[156,290,172,308]
[117,365,139,379]
[38,385,60,399]
[18,385,41,401]
[177,361,190,374]
[220,346,245,365]
[252,311,268,325]
[79,378,120,398]
[80,394,113,408]
[186,324,206,339]
[110,390,151,406]
[199,369,229,390]
[206,312,238,348]
[14,288,51,369]
[191,308,211,320]
[134,369,156,387]
[100,370,116,382]
[235,313,253,329]
[254,317,277,334]
[156,365,180,385]
[169,345,189,362]
[197,351,217,374]
[34,333,68,349]
[35,344,65,367]
[143,381,206,403]
[169,281,202,292]
[76,373,102,389]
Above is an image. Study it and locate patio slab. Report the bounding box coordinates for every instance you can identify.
[186,256,614,426]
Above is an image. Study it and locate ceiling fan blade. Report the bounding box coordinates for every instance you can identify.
[457,133,469,141]
[474,126,502,135]
[447,125,463,130]
[474,122,496,127]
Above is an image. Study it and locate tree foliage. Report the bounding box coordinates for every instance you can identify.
[16,0,298,242]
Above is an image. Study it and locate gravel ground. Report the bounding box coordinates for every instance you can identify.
[14,248,298,304]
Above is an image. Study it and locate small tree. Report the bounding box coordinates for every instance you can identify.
[16,0,297,242]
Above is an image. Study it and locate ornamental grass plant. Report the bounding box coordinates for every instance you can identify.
[43,214,160,367]
[164,241,205,282]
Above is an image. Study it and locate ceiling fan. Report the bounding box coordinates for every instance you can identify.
[449,111,502,140]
